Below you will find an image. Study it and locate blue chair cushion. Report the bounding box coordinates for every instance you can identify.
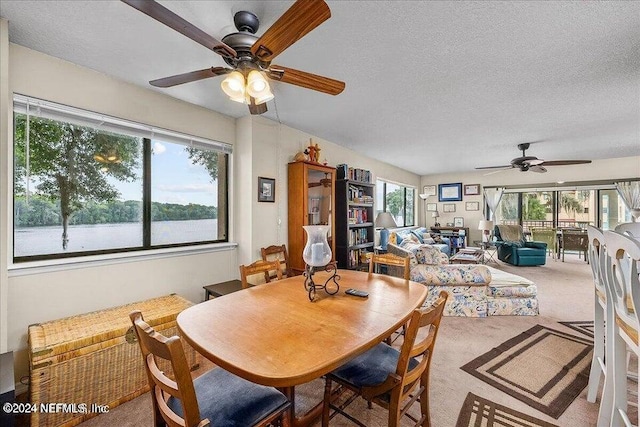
[330,343,418,388]
[167,368,288,427]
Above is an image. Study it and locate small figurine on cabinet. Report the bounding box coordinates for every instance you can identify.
[306,140,321,163]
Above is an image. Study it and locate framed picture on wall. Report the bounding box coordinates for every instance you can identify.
[443,203,456,213]
[438,183,463,202]
[426,203,438,212]
[454,217,464,227]
[422,185,437,197]
[464,184,481,196]
[258,177,275,202]
[465,201,479,211]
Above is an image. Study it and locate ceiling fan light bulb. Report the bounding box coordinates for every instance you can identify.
[254,89,274,105]
[246,70,270,98]
[221,71,245,99]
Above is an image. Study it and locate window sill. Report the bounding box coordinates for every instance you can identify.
[7,242,238,277]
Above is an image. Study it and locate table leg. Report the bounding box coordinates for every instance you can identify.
[279,382,344,427]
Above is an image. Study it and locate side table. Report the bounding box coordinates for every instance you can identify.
[473,241,497,264]
[203,279,243,301]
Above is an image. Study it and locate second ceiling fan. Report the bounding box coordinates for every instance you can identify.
[122,0,345,115]
[476,143,592,174]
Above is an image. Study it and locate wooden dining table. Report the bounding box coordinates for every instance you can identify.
[177,269,428,427]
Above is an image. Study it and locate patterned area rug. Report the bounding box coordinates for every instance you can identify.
[558,320,594,339]
[460,324,593,419]
[456,392,559,427]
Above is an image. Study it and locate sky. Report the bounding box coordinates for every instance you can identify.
[110,140,219,207]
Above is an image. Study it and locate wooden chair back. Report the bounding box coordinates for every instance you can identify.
[129,311,205,427]
[239,259,282,289]
[369,252,411,280]
[261,244,292,281]
[530,227,557,257]
[561,229,589,262]
[587,226,606,301]
[362,291,448,424]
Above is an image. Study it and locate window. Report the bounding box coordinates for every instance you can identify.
[495,184,632,231]
[13,95,230,262]
[376,180,415,227]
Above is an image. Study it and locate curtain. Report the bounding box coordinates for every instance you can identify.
[615,181,640,221]
[484,187,505,221]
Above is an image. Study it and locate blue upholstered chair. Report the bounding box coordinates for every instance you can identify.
[129,311,289,427]
[494,225,547,266]
[321,291,448,427]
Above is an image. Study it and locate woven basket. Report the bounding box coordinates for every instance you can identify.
[28,294,199,427]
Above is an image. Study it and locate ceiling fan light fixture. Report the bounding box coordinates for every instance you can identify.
[246,71,274,104]
[221,71,246,100]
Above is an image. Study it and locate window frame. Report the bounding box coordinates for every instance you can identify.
[12,95,230,263]
[376,179,415,227]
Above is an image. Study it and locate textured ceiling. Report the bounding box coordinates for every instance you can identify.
[1,1,639,175]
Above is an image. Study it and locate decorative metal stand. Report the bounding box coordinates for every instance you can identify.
[303,261,340,301]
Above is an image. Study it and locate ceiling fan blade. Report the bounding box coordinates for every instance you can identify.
[529,165,547,173]
[539,160,592,166]
[250,0,331,61]
[268,65,345,95]
[121,0,236,58]
[248,97,268,115]
[483,167,513,176]
[475,165,512,170]
[150,67,232,88]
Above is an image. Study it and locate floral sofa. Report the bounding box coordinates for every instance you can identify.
[387,240,538,317]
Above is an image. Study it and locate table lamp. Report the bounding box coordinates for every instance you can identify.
[478,220,494,243]
[375,212,397,250]
[432,211,440,227]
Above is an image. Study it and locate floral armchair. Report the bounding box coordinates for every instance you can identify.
[494,225,547,266]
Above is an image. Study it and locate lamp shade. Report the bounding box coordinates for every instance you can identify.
[375,212,397,229]
[478,220,494,231]
[221,71,246,102]
[375,212,397,250]
[431,211,440,218]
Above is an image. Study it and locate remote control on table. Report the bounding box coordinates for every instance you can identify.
[345,288,369,298]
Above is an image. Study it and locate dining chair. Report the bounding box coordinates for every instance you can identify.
[585,226,610,416]
[602,230,640,427]
[615,222,640,238]
[321,291,448,427]
[369,252,411,344]
[560,229,589,263]
[239,259,282,289]
[261,244,292,281]
[369,252,410,280]
[530,227,557,260]
[128,310,290,427]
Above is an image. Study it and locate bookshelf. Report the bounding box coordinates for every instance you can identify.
[335,165,375,270]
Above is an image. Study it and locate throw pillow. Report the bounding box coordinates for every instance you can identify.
[422,234,436,244]
[402,233,420,244]
[389,232,397,245]
[410,230,425,244]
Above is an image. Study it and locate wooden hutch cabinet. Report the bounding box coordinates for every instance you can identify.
[287,161,336,275]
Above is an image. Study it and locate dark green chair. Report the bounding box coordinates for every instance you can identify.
[494,225,547,266]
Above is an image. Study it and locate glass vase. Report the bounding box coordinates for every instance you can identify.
[302,225,332,267]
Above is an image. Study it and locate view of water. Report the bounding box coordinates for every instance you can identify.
[14,219,218,257]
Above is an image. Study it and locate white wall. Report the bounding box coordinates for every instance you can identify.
[420,156,640,242]
[0,20,10,354]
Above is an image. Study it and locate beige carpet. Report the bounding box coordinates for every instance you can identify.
[72,254,602,427]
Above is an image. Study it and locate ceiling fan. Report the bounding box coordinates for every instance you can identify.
[476,143,592,174]
[121,0,345,115]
